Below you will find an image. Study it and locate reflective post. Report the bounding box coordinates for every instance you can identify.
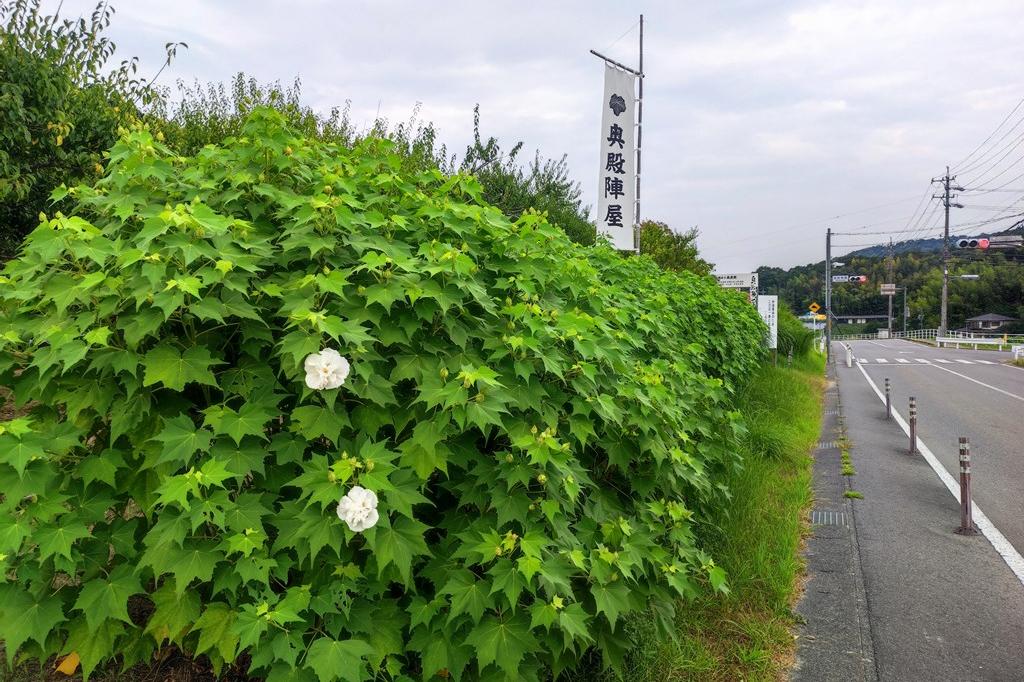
[885,378,891,420]
[955,437,978,535]
[908,396,918,455]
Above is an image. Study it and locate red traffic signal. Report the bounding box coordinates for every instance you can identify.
[956,238,990,249]
[851,275,867,283]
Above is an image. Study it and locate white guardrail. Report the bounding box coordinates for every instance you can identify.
[937,337,1022,351]
[834,328,1024,349]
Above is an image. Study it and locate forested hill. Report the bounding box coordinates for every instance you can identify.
[758,247,1024,332]
[843,223,1024,258]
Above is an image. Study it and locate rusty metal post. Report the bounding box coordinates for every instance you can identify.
[956,437,978,535]
[908,396,918,454]
[885,378,891,420]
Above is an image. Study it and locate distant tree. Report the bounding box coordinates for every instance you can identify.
[0,0,182,256]
[638,220,713,275]
[461,106,595,245]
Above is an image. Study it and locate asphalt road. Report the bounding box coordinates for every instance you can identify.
[845,339,1024,554]
[833,339,1024,680]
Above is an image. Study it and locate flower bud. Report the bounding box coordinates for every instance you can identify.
[357,285,366,295]
[440,367,449,380]
[494,546,503,556]
[505,454,514,463]
[537,473,548,484]
[323,185,333,194]
[327,470,337,482]
[284,146,293,155]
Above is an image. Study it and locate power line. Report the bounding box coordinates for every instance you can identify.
[953,94,1024,174]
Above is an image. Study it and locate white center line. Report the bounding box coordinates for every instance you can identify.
[929,364,1024,402]
[856,363,1024,587]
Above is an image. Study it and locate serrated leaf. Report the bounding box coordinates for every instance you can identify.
[143,343,220,391]
[194,602,239,664]
[151,415,212,467]
[463,614,538,676]
[290,405,348,443]
[305,637,374,682]
[35,519,91,561]
[145,579,201,645]
[62,617,124,682]
[591,581,632,629]
[365,516,430,583]
[442,569,491,624]
[72,566,141,629]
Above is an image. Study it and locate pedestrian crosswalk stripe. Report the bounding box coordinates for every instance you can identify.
[876,358,888,363]
[955,359,973,364]
[915,358,930,363]
[935,359,952,364]
[896,358,910,363]
[977,360,995,365]
[856,358,865,363]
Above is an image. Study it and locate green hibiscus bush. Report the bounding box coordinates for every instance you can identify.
[0,108,765,681]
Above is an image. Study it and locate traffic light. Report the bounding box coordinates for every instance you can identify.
[956,238,989,249]
[850,275,868,283]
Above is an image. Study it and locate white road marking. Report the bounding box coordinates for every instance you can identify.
[935,359,952,364]
[955,359,973,364]
[856,363,1024,588]
[876,358,888,363]
[929,364,1024,402]
[915,358,930,363]
[977,360,996,365]
[896,358,910,364]
[857,358,866,363]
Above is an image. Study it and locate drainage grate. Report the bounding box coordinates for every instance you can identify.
[816,440,839,449]
[811,510,848,526]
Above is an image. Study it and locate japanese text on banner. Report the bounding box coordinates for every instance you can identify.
[597,64,636,250]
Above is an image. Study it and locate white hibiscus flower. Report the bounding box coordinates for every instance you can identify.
[336,485,380,532]
[304,348,350,390]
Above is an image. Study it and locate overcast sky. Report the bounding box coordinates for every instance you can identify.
[47,0,1024,272]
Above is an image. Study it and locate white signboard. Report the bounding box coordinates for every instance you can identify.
[757,295,778,349]
[715,272,758,290]
[597,64,637,251]
[831,274,850,283]
[715,272,758,305]
[880,283,896,296]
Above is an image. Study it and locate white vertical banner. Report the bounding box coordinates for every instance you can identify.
[757,295,778,349]
[597,64,637,250]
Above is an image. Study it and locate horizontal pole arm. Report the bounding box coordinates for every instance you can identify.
[589,49,643,76]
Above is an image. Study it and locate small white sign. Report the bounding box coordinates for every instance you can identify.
[757,295,778,349]
[880,283,896,296]
[831,274,850,283]
[716,272,759,305]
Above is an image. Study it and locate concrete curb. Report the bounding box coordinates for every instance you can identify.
[792,360,877,681]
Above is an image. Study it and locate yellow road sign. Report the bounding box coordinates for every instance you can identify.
[809,302,821,313]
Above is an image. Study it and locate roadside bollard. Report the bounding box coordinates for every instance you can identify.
[908,396,918,455]
[956,437,978,535]
[885,378,891,420]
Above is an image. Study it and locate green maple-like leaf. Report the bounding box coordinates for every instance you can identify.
[463,614,538,676]
[151,415,213,467]
[590,581,632,629]
[143,343,220,391]
[169,542,224,595]
[145,579,201,644]
[365,516,431,583]
[0,588,66,657]
[72,565,141,629]
[305,637,374,682]
[289,405,348,443]
[62,617,124,682]
[205,403,274,445]
[193,602,239,664]
[35,519,91,561]
[0,433,46,477]
[442,569,491,624]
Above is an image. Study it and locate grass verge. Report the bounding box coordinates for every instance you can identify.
[587,352,826,681]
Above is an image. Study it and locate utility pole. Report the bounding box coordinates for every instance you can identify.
[933,166,963,337]
[886,238,894,336]
[825,227,832,364]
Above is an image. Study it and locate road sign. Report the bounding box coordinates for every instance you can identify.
[831,274,850,283]
[880,283,896,296]
[989,235,1023,249]
[808,302,820,313]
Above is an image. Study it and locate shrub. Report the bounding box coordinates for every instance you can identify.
[0,108,765,681]
[638,221,713,276]
[0,0,181,257]
[777,306,814,358]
